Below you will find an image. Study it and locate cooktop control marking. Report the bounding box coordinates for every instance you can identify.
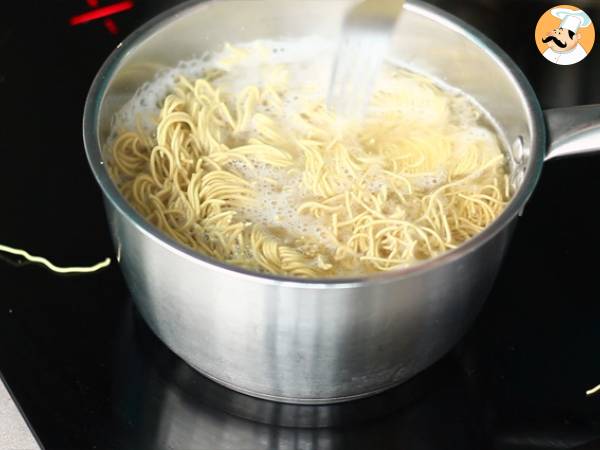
[69,0,134,34]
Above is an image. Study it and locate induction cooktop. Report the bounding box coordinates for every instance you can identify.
[1,1,600,449]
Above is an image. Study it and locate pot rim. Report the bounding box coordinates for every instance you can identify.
[83,0,545,288]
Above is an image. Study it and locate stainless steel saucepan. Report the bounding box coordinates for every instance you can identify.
[83,0,600,404]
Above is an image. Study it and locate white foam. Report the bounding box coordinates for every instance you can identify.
[112,37,335,136]
[228,160,332,248]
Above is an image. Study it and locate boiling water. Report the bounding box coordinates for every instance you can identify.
[111,37,508,262]
[115,38,335,136]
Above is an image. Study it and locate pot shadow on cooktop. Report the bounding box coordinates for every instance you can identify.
[109,304,488,450]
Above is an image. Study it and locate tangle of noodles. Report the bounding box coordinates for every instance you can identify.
[108,40,511,278]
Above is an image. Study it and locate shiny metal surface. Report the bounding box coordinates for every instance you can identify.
[83,0,596,403]
[112,305,481,449]
[110,205,514,403]
[544,105,600,161]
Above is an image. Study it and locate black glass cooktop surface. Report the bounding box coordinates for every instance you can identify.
[1,1,600,449]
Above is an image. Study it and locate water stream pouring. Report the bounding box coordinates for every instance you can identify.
[327,0,404,119]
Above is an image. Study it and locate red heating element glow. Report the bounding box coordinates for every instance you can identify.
[69,0,134,34]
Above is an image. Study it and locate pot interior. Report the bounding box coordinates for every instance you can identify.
[89,0,544,270]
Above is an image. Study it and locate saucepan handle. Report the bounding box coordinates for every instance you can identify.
[544,105,600,161]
